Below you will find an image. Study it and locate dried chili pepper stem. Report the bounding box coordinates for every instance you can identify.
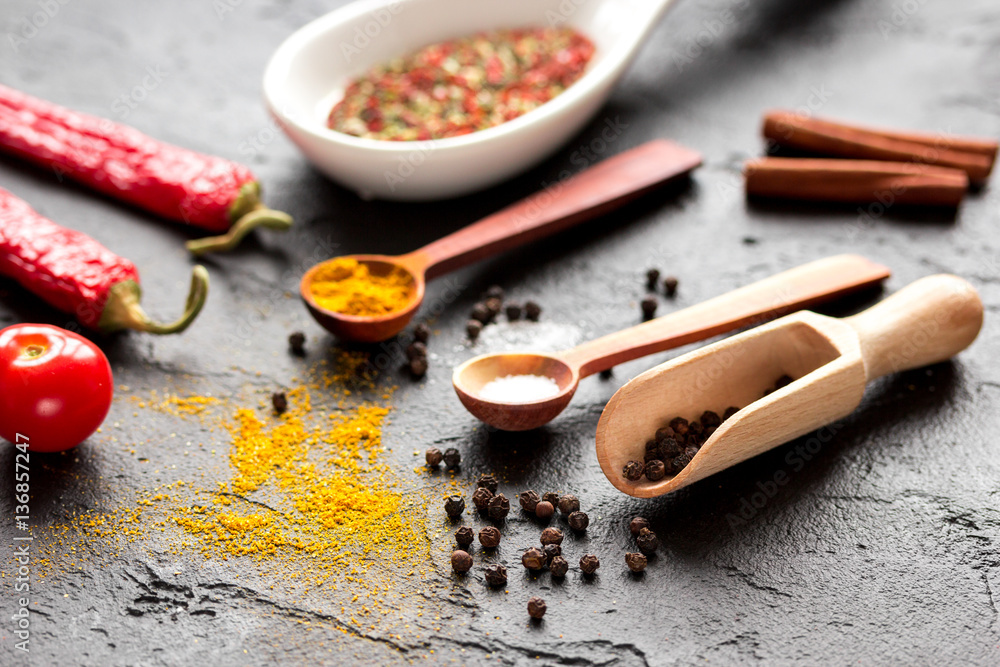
[98,265,209,334]
[185,183,293,255]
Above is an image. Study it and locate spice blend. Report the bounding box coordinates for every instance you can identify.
[308,257,414,317]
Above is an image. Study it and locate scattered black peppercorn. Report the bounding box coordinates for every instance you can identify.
[472,487,494,513]
[443,448,461,469]
[444,495,465,518]
[540,527,564,546]
[723,406,740,420]
[406,341,427,361]
[484,297,503,320]
[645,460,666,481]
[599,368,613,379]
[625,552,647,573]
[522,547,546,571]
[471,302,492,324]
[466,319,483,341]
[579,554,600,575]
[669,417,689,436]
[640,296,657,320]
[534,501,554,520]
[567,511,589,532]
[455,526,474,548]
[272,391,288,415]
[478,526,501,548]
[487,493,510,521]
[636,527,659,556]
[524,301,542,321]
[646,268,661,291]
[663,276,679,297]
[542,544,562,563]
[288,331,306,356]
[505,303,522,321]
[484,563,507,587]
[629,517,649,536]
[485,285,504,301]
[542,492,560,506]
[518,490,540,513]
[451,550,473,573]
[413,323,431,343]
[557,494,580,516]
[477,474,499,494]
[527,596,547,619]
[549,555,569,578]
[775,374,793,389]
[425,448,443,467]
[700,410,722,428]
[622,460,644,481]
[409,356,428,378]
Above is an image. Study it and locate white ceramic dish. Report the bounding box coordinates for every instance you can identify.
[263,0,677,200]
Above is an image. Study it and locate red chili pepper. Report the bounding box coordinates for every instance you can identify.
[0,84,291,255]
[0,188,208,334]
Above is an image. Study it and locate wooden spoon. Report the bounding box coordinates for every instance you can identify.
[596,274,983,498]
[300,139,702,342]
[453,255,891,431]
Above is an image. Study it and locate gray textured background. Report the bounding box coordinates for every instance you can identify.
[1,0,999,665]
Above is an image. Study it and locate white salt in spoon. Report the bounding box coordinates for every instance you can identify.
[264,0,681,199]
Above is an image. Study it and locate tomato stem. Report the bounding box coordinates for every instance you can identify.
[24,344,44,358]
[185,182,293,256]
[97,266,210,334]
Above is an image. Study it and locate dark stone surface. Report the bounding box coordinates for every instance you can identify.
[1,0,999,664]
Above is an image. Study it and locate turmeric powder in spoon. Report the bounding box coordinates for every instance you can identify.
[308,257,415,317]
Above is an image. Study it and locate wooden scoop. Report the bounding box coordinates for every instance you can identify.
[453,255,890,431]
[596,274,983,498]
[300,140,702,343]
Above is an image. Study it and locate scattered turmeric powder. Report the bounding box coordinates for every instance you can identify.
[308,257,415,317]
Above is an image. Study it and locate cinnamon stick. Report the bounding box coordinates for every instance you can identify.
[744,157,969,207]
[762,110,998,182]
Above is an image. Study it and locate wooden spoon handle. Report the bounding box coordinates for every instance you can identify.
[845,274,983,381]
[411,140,702,280]
[562,254,890,377]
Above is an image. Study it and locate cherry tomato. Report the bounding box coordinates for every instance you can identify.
[0,324,113,453]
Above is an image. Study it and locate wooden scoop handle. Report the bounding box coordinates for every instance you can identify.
[846,274,983,381]
[562,254,890,377]
[412,140,702,280]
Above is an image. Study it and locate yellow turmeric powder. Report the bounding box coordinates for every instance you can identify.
[309,257,414,317]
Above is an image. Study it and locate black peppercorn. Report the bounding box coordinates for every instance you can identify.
[522,547,546,571]
[637,527,659,555]
[466,319,483,341]
[272,391,288,415]
[640,296,657,319]
[644,439,661,463]
[775,374,793,389]
[425,448,443,467]
[723,406,740,421]
[524,301,542,321]
[542,544,562,563]
[629,517,649,536]
[443,448,461,469]
[534,501,554,520]
[625,552,647,573]
[622,460,644,481]
[409,356,428,378]
[644,459,666,482]
[599,368,613,379]
[660,437,682,460]
[646,268,661,291]
[472,487,494,513]
[540,527,564,546]
[704,426,717,440]
[549,555,569,578]
[669,417,689,436]
[688,420,704,438]
[406,341,427,361]
[655,426,675,442]
[542,492,560,506]
[413,322,431,343]
[484,297,503,319]
[477,474,499,494]
[567,511,589,532]
[484,563,507,587]
[485,285,504,301]
[671,452,693,473]
[700,410,721,428]
[451,550,473,573]
[471,302,492,324]
[663,276,679,297]
[444,495,465,518]
[288,331,306,356]
[684,445,699,459]
[579,554,600,575]
[487,493,510,521]
[557,494,580,516]
[505,303,522,321]
[527,596,547,619]
[478,526,501,548]
[455,526,474,548]
[518,490,540,513]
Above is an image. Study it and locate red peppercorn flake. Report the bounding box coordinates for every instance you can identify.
[328,28,595,142]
